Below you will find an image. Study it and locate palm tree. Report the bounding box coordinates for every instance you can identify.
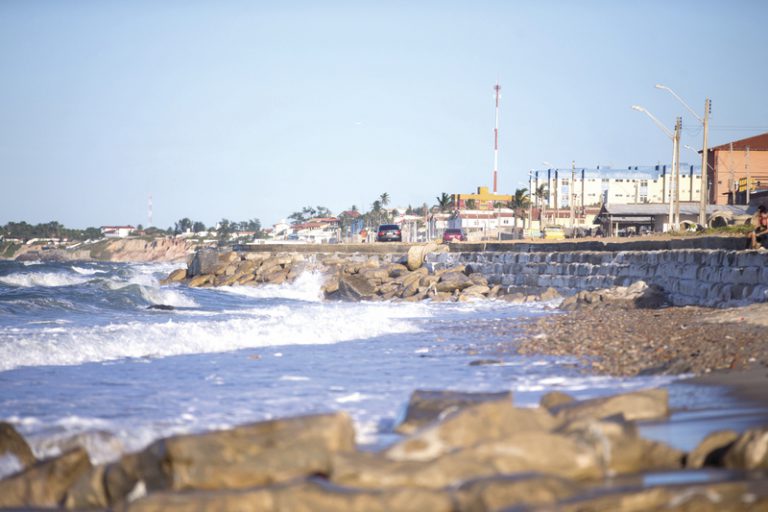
[507,188,530,228]
[435,192,451,212]
[535,184,549,224]
[379,192,390,207]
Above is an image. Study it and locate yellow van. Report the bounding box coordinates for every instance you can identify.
[543,226,565,240]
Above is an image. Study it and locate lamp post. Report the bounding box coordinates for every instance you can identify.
[656,85,710,226]
[543,161,557,227]
[632,105,681,231]
[528,170,534,238]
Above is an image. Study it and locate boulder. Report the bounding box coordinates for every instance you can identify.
[263,268,288,285]
[395,390,513,435]
[551,388,669,423]
[335,275,378,301]
[130,412,356,493]
[386,263,409,278]
[560,281,668,310]
[63,464,109,510]
[218,251,241,265]
[161,268,187,285]
[336,432,603,488]
[468,273,488,287]
[561,417,684,475]
[687,429,739,468]
[539,286,561,301]
[724,427,768,470]
[385,400,557,462]
[551,480,767,512]
[186,249,218,277]
[187,274,212,288]
[0,422,36,471]
[0,447,92,508]
[322,274,340,295]
[235,260,258,275]
[360,267,391,284]
[406,243,439,271]
[435,272,472,293]
[455,473,582,511]
[124,479,454,512]
[462,285,490,296]
[540,391,575,409]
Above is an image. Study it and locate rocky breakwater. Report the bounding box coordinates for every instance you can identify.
[2,389,768,510]
[165,245,563,303]
[431,247,768,307]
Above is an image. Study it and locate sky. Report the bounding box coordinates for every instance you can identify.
[1,0,767,230]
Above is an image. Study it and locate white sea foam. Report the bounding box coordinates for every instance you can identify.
[71,266,106,276]
[0,271,89,288]
[139,286,198,308]
[218,271,325,302]
[0,302,425,371]
[0,454,23,480]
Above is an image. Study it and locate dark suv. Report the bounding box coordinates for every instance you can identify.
[442,228,465,242]
[376,224,402,242]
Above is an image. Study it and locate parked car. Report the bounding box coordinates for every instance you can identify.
[542,226,565,240]
[376,224,402,242]
[442,228,465,242]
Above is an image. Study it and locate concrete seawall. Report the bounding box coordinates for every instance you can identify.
[427,248,768,307]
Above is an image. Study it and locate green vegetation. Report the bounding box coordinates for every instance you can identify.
[1,221,101,242]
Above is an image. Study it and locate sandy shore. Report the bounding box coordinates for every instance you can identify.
[514,303,768,376]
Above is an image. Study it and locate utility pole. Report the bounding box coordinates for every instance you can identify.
[673,117,682,229]
[746,145,751,204]
[492,82,501,193]
[698,98,711,225]
[528,170,533,238]
[570,160,576,230]
[729,142,735,204]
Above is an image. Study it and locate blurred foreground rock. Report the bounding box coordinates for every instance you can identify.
[1,388,767,510]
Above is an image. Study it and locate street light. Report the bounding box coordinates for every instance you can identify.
[656,84,710,225]
[632,105,681,231]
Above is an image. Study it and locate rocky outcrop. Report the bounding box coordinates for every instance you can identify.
[559,280,668,310]
[10,238,193,263]
[2,388,768,510]
[0,448,91,508]
[0,422,36,472]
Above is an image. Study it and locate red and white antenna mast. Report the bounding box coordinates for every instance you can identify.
[492,82,501,193]
[147,194,153,227]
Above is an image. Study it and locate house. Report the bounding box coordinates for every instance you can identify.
[594,203,748,236]
[706,132,768,205]
[100,226,135,238]
[290,217,340,244]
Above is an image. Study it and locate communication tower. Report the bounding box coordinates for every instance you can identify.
[492,82,501,193]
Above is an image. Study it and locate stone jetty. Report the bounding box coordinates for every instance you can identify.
[2,388,768,510]
[162,245,565,303]
[162,236,768,307]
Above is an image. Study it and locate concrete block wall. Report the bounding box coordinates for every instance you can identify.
[426,249,768,307]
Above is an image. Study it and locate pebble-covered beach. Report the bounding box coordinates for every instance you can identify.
[516,303,768,376]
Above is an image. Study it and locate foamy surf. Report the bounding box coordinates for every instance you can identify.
[0,301,425,371]
[0,271,90,288]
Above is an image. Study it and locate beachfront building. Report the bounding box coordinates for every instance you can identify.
[100,226,135,238]
[289,217,340,243]
[531,164,703,229]
[595,203,749,237]
[707,132,768,205]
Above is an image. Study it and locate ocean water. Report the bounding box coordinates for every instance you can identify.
[0,259,728,476]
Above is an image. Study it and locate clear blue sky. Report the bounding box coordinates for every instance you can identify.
[2,0,767,229]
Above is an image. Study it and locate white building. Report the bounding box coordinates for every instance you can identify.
[531,164,702,228]
[100,226,135,238]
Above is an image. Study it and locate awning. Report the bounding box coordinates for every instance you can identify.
[607,216,654,223]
